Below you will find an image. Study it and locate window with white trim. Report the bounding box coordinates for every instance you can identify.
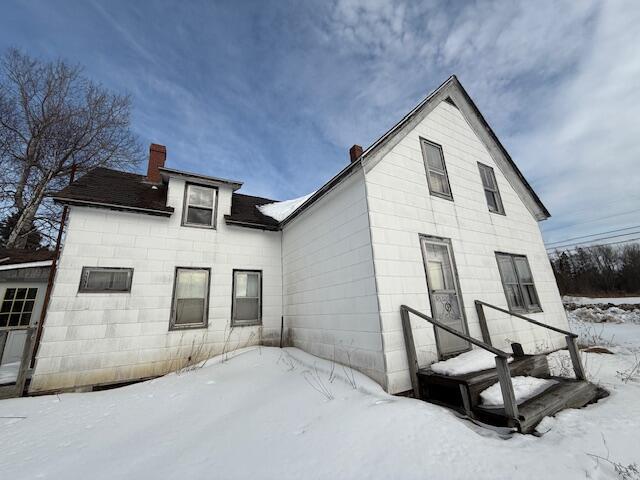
[232,270,261,326]
[496,253,541,312]
[420,138,452,200]
[0,288,37,328]
[478,163,505,214]
[170,267,210,329]
[183,184,217,228]
[78,267,133,293]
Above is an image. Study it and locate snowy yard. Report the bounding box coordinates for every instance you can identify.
[1,314,640,479]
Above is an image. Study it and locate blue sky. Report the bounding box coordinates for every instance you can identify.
[1,0,639,246]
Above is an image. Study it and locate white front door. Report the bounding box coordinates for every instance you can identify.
[420,237,470,357]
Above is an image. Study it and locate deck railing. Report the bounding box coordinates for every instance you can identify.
[400,305,520,420]
[474,300,586,381]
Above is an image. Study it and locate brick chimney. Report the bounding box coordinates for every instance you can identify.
[349,144,363,163]
[146,143,166,183]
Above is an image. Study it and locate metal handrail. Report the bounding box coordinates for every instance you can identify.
[474,300,577,338]
[474,300,586,381]
[400,305,520,420]
[401,305,510,358]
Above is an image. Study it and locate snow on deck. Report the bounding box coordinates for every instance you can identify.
[1,343,639,479]
[257,192,315,222]
[480,376,558,407]
[430,348,512,376]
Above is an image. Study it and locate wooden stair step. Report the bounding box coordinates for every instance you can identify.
[417,354,550,409]
[473,377,606,433]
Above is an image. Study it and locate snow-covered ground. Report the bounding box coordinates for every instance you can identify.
[1,311,639,479]
[564,295,640,306]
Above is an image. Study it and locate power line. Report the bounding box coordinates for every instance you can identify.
[542,208,640,233]
[545,224,640,246]
[547,231,640,250]
[548,236,640,253]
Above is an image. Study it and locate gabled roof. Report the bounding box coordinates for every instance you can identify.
[282,75,550,225]
[52,76,549,229]
[53,167,174,216]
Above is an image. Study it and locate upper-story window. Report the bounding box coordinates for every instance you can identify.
[182,183,217,228]
[478,163,505,215]
[420,138,452,201]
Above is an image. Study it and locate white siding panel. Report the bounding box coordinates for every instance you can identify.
[282,169,385,387]
[31,178,282,393]
[366,100,567,394]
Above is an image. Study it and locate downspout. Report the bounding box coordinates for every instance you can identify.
[30,164,76,369]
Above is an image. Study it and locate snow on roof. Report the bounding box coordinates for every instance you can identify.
[257,191,316,222]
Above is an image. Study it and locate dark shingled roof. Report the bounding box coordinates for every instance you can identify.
[53,167,174,215]
[0,248,55,265]
[53,166,280,230]
[225,194,280,231]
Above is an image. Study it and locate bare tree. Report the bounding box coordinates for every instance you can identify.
[0,48,142,248]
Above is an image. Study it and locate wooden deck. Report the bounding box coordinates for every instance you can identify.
[416,354,607,433]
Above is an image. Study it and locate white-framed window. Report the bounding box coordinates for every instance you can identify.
[170,267,210,330]
[0,288,38,328]
[496,253,541,313]
[231,270,262,326]
[420,138,452,200]
[78,267,133,293]
[182,183,217,228]
[478,162,505,214]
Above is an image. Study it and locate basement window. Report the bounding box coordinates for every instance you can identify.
[496,253,541,313]
[170,267,210,330]
[478,163,505,215]
[182,183,217,228]
[420,138,453,201]
[78,267,133,293]
[232,270,262,326]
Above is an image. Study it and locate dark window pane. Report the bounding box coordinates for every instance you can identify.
[12,300,24,313]
[187,206,213,226]
[523,285,540,308]
[19,311,33,326]
[423,141,445,171]
[188,185,215,207]
[23,300,35,313]
[234,298,259,321]
[9,314,20,327]
[5,289,16,300]
[1,301,12,313]
[506,284,524,309]
[497,256,517,283]
[485,190,498,212]
[175,298,205,325]
[514,257,533,283]
[110,271,130,291]
[15,289,27,300]
[0,313,8,327]
[26,288,37,300]
[429,172,450,195]
[86,271,114,290]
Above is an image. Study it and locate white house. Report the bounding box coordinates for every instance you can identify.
[23,76,569,397]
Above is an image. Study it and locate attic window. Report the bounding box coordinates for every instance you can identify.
[478,163,505,215]
[420,138,452,201]
[183,183,217,228]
